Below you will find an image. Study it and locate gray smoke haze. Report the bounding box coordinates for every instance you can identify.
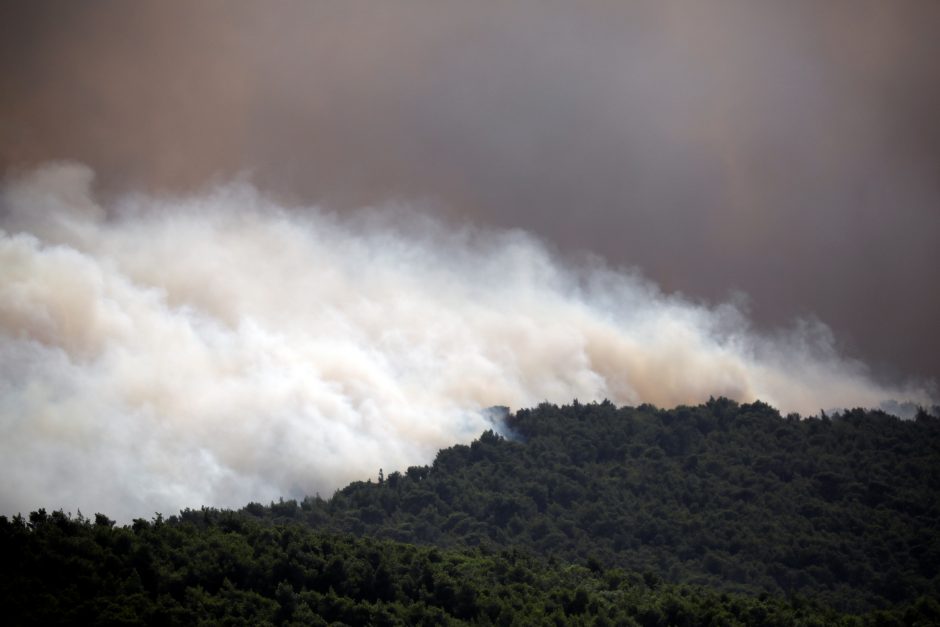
[2,1,939,386]
[0,163,935,521]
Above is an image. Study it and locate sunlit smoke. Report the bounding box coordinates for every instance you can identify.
[0,163,934,521]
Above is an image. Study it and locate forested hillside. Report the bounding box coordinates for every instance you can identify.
[1,509,891,626]
[3,399,939,625]
[246,399,940,614]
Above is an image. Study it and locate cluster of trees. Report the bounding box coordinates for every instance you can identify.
[3,507,934,626]
[244,399,940,614]
[2,398,938,624]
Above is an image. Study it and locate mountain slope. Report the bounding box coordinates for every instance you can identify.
[0,509,940,627]
[3,398,939,624]
[247,399,940,613]
[2,507,929,626]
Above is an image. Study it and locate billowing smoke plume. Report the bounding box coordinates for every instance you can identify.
[3,1,939,386]
[1,163,934,521]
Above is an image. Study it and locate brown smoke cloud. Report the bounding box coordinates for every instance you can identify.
[0,163,934,521]
[2,1,938,387]
[2,2,939,520]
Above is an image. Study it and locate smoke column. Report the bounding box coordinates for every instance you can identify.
[0,163,934,521]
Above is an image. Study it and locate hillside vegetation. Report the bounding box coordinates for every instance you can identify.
[3,399,939,625]
[2,509,889,626]
[250,399,940,613]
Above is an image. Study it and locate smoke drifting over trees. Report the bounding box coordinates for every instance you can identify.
[0,164,933,521]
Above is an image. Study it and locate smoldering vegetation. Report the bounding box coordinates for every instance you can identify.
[0,163,934,521]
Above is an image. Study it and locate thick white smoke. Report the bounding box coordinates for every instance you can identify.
[0,163,934,521]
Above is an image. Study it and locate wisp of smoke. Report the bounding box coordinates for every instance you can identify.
[0,163,934,521]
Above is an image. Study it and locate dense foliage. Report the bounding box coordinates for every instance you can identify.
[245,399,940,614]
[3,399,939,625]
[2,508,934,626]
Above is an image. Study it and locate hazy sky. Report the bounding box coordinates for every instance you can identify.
[1,1,938,518]
[3,1,938,384]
